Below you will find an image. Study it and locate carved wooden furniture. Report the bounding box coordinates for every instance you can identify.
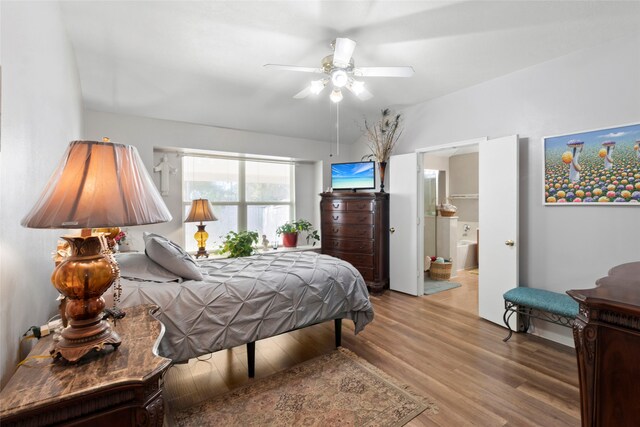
[568,262,640,427]
[0,305,171,427]
[320,192,389,293]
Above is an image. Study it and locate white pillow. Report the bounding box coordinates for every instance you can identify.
[143,232,203,281]
[115,253,182,283]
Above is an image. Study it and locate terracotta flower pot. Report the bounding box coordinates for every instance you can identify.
[282,232,298,248]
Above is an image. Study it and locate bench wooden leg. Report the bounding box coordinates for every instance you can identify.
[247,341,255,378]
[335,319,342,347]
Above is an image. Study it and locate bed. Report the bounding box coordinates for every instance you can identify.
[113,243,374,374]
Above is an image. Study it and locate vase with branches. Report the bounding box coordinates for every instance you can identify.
[361,108,403,192]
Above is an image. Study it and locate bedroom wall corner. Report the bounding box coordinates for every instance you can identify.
[0,1,83,389]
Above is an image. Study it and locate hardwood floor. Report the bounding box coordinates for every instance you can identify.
[164,290,580,426]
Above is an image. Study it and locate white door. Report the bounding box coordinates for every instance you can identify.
[389,153,423,295]
[479,135,519,327]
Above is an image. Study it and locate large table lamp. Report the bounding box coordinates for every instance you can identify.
[21,139,172,362]
[185,198,217,258]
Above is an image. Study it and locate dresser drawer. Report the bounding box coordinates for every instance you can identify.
[357,267,374,281]
[322,224,374,239]
[323,212,373,225]
[323,249,374,269]
[321,200,346,211]
[324,238,373,253]
[346,200,373,211]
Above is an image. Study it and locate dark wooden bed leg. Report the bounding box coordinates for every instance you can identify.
[335,319,342,347]
[247,341,255,378]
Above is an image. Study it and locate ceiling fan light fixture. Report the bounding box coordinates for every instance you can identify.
[349,79,365,95]
[330,88,343,103]
[310,79,325,95]
[331,69,348,88]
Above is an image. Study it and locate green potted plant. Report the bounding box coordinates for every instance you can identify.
[276,219,320,248]
[220,230,259,258]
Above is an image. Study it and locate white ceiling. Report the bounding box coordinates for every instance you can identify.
[59,1,640,144]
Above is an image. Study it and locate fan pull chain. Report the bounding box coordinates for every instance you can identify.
[336,102,340,157]
[328,99,333,157]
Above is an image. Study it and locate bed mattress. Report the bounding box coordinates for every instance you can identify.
[117,251,374,362]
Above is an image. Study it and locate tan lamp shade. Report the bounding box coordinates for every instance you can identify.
[185,199,217,223]
[21,140,172,228]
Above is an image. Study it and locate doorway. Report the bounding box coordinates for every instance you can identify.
[389,135,518,328]
[421,144,479,316]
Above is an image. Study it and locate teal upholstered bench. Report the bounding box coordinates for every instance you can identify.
[502,287,579,342]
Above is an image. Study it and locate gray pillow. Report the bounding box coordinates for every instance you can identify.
[115,253,182,283]
[143,232,203,281]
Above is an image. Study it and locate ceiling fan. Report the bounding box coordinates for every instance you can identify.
[264,38,414,102]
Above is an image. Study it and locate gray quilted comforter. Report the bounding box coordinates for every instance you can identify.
[118,251,374,362]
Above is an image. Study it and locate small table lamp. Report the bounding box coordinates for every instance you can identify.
[185,199,217,258]
[21,139,172,362]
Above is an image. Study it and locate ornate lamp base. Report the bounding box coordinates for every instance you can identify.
[51,233,122,362]
[51,317,121,362]
[195,246,209,259]
[194,224,209,258]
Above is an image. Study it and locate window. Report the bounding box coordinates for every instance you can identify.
[183,155,294,251]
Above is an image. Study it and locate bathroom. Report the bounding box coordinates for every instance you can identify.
[423,146,479,307]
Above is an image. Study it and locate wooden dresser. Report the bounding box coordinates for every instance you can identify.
[320,192,389,293]
[0,305,171,427]
[568,262,640,427]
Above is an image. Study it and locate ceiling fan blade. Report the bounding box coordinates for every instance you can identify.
[345,84,374,101]
[293,79,328,99]
[353,66,415,77]
[332,38,357,67]
[293,86,313,99]
[264,64,324,74]
[356,86,374,100]
[346,80,374,101]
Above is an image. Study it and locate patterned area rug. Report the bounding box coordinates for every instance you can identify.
[174,348,438,427]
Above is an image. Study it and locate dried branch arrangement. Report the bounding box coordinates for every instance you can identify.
[362,108,403,163]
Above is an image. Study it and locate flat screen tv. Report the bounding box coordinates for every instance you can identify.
[331,161,376,191]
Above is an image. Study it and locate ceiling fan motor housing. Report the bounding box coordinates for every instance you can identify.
[322,55,354,73]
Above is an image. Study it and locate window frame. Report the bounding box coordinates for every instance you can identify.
[182,154,295,250]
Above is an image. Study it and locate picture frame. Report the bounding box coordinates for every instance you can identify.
[543,123,640,205]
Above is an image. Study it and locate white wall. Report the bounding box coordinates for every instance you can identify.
[390,34,640,345]
[83,111,347,249]
[449,152,479,222]
[0,1,83,387]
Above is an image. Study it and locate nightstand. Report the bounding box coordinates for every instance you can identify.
[0,305,171,426]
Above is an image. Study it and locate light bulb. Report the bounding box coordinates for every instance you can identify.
[331,69,348,88]
[310,80,325,95]
[350,79,365,95]
[330,89,343,103]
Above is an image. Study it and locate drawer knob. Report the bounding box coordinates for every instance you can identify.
[333,228,340,233]
[332,203,340,208]
[334,241,340,247]
[332,215,339,220]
